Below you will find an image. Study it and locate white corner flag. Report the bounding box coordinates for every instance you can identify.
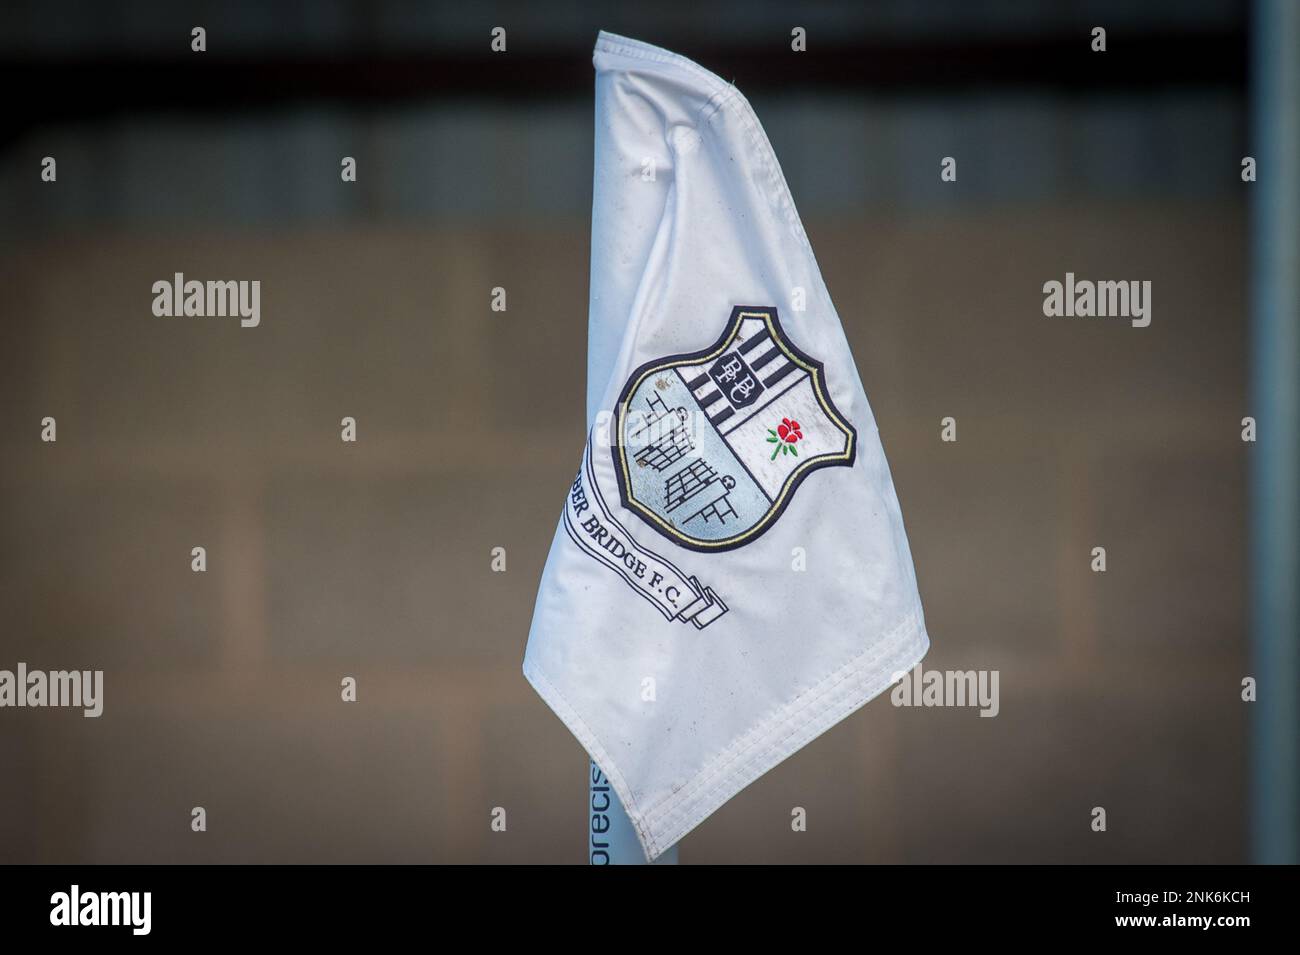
[524,31,931,861]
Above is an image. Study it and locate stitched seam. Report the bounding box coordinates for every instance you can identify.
[650,626,926,847]
[642,610,924,826]
[596,32,810,253]
[522,660,662,859]
[650,621,925,831]
[596,34,734,92]
[645,611,919,823]
[647,622,927,843]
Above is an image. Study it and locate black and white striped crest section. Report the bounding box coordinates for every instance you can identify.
[676,316,809,436]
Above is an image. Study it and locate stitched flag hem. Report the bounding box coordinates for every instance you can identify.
[524,609,929,860]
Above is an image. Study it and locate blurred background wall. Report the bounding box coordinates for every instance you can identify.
[0,0,1263,862]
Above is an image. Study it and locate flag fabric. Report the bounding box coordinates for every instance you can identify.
[523,31,931,861]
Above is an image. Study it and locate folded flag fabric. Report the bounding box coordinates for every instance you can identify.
[523,31,931,861]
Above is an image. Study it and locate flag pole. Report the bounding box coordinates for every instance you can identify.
[1248,0,1299,865]
[588,761,678,864]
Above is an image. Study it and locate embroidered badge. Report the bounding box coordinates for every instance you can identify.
[612,306,856,552]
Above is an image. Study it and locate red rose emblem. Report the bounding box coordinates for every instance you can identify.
[767,418,805,459]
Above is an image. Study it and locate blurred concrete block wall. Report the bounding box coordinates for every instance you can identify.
[0,202,1246,862]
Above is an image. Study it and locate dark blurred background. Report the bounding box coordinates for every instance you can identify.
[0,0,1290,863]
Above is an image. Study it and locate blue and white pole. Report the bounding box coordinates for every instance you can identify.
[588,761,678,864]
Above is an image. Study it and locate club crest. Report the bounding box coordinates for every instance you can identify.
[612,306,856,552]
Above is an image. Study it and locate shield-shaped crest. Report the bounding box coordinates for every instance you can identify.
[612,305,857,552]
